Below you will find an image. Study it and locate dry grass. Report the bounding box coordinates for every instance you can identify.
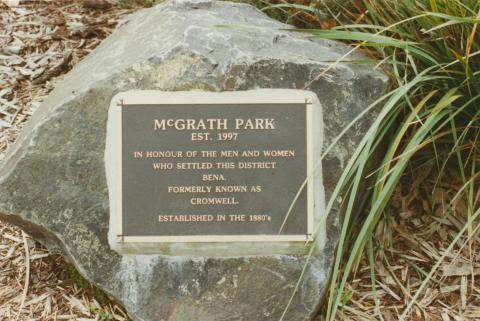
[1,1,478,321]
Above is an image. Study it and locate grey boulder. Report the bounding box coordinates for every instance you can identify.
[0,1,388,320]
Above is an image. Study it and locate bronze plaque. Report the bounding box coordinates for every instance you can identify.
[114,93,314,243]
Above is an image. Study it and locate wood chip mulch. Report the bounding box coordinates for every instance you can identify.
[1,1,135,320]
[0,0,131,159]
[0,224,129,320]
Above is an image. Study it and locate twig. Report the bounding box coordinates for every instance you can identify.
[14,231,30,321]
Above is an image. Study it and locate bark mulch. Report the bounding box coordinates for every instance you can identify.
[1,1,134,320]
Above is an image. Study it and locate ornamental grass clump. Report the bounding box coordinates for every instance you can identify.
[264,1,480,320]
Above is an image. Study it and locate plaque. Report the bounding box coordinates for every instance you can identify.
[106,90,323,252]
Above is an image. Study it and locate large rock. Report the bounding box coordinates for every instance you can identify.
[0,1,388,320]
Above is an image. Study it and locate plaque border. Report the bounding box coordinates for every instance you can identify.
[109,92,315,243]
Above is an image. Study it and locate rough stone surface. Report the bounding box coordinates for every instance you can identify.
[0,1,388,321]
